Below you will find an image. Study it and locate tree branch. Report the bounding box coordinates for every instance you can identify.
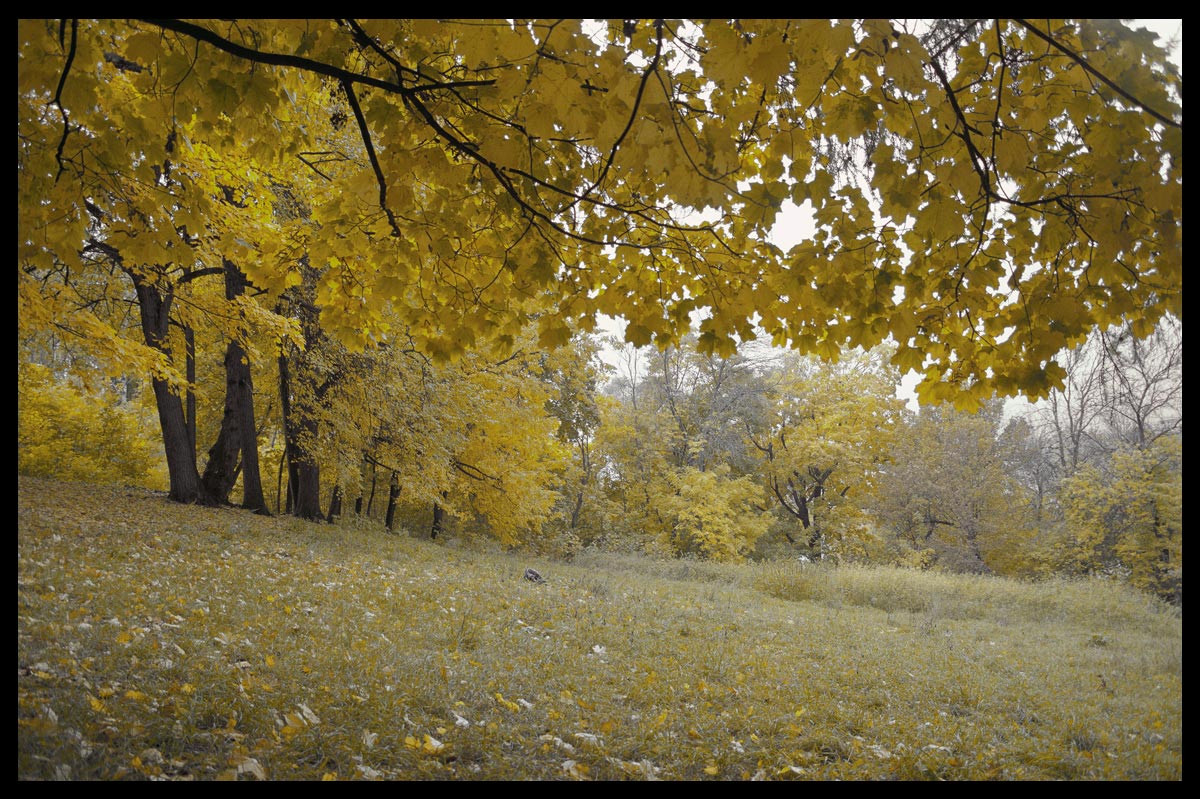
[51,18,79,181]
[1013,19,1182,130]
[340,78,402,237]
[577,19,663,206]
[138,19,494,97]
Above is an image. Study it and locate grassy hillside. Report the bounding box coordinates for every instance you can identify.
[18,477,1182,780]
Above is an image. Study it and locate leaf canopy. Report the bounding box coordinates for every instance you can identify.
[17,19,1182,406]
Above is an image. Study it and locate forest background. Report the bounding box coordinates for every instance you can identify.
[18,19,1182,603]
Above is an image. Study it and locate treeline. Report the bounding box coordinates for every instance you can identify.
[19,315,1181,602]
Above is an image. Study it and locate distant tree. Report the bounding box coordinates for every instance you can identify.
[18,362,166,488]
[873,401,1033,574]
[749,348,904,558]
[1057,437,1182,599]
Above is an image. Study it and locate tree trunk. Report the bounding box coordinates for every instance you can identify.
[327,484,343,522]
[184,324,197,459]
[279,349,324,521]
[149,376,211,504]
[276,264,328,522]
[201,343,244,501]
[431,493,448,539]
[385,472,401,532]
[201,260,267,513]
[130,271,216,505]
[568,439,591,530]
[366,459,378,516]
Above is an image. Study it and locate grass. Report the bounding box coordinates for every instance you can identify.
[18,476,1182,780]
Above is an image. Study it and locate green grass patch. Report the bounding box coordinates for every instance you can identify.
[18,477,1181,780]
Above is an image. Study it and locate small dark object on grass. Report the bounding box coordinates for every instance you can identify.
[524,568,545,584]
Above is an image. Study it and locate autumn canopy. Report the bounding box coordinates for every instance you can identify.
[17,19,1182,507]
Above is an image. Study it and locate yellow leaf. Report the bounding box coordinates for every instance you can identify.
[704,764,720,776]
[494,693,521,712]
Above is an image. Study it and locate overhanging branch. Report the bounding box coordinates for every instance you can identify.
[1013,18,1182,131]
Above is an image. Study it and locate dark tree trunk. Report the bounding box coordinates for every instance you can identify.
[290,421,323,520]
[431,491,449,539]
[149,376,211,504]
[278,351,295,514]
[385,472,401,532]
[327,484,343,522]
[275,262,330,523]
[280,349,324,521]
[234,337,267,514]
[431,502,444,539]
[184,324,197,459]
[201,346,244,501]
[276,440,287,515]
[130,271,216,505]
[201,260,267,513]
[568,440,591,530]
[366,459,378,516]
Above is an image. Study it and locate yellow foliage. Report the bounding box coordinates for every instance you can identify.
[16,18,1183,414]
[1058,437,1182,597]
[18,363,167,489]
[661,466,772,562]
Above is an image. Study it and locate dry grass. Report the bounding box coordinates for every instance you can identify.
[18,477,1181,780]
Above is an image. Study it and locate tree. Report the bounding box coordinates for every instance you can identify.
[872,401,1033,574]
[749,347,904,558]
[1027,315,1182,478]
[592,337,777,558]
[1057,437,1182,599]
[1095,317,1183,451]
[18,21,302,505]
[1017,316,1183,597]
[540,333,610,542]
[19,20,1182,509]
[659,465,772,562]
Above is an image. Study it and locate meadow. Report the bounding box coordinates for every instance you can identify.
[18,477,1182,780]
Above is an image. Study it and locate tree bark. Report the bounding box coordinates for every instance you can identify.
[431,491,449,539]
[327,484,343,522]
[201,260,267,513]
[385,472,401,532]
[201,343,244,501]
[279,349,324,521]
[130,270,216,505]
[365,459,377,516]
[184,324,197,459]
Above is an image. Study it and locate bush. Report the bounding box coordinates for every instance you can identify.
[18,363,166,489]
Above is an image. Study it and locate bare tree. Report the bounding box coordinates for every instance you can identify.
[1097,316,1183,450]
